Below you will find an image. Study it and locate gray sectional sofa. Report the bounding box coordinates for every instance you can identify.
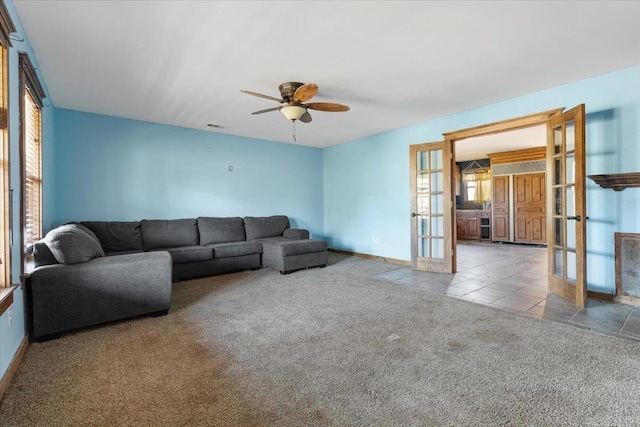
[28,215,327,341]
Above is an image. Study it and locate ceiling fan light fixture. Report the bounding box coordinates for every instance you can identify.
[280,105,307,121]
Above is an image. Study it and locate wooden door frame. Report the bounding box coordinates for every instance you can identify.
[442,108,564,272]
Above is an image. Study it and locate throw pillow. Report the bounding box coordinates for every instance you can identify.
[44,224,106,265]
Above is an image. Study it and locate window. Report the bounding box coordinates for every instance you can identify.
[0,2,15,286]
[23,89,42,246]
[19,53,45,275]
[462,167,491,203]
[465,181,477,201]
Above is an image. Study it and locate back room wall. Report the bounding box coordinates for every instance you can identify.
[53,109,324,236]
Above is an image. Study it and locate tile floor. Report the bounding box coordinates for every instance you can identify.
[373,241,640,341]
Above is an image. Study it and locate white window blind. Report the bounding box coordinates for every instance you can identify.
[23,88,42,247]
[19,53,46,274]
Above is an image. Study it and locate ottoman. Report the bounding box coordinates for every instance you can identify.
[259,238,328,274]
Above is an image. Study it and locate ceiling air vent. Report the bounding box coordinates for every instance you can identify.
[207,123,229,130]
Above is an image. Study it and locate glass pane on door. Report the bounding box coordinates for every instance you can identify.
[566,186,575,216]
[567,251,577,282]
[554,157,562,185]
[431,172,443,191]
[554,188,563,215]
[432,238,444,258]
[431,194,443,214]
[417,151,428,170]
[430,149,442,169]
[417,194,429,214]
[567,222,576,250]
[554,128,563,154]
[565,121,575,151]
[432,216,443,235]
[554,218,563,246]
[418,237,428,257]
[554,249,564,277]
[418,218,429,235]
[566,154,575,184]
[417,172,429,192]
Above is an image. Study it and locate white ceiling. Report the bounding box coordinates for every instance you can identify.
[455,125,546,162]
[13,1,640,149]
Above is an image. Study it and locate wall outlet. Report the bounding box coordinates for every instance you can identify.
[228,165,233,172]
[8,307,12,326]
[372,236,380,245]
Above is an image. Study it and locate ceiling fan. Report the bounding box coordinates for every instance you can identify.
[240,82,350,124]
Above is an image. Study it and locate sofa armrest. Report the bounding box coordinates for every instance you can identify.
[283,228,309,240]
[29,251,172,338]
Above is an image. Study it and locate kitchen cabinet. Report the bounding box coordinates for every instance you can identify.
[456,210,490,240]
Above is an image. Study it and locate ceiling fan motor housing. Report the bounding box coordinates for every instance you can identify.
[279,82,304,103]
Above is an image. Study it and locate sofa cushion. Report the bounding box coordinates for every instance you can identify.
[154,246,213,264]
[141,219,199,250]
[259,238,327,257]
[43,224,106,265]
[244,216,290,241]
[82,221,143,253]
[198,217,245,245]
[283,228,309,240]
[206,241,263,259]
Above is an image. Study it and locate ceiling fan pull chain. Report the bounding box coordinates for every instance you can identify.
[292,120,297,142]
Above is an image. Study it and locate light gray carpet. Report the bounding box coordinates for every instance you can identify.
[2,253,640,426]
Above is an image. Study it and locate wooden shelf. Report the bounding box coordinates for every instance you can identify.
[588,173,640,191]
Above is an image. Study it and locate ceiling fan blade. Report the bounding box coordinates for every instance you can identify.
[306,102,350,112]
[240,90,284,103]
[293,83,318,103]
[251,106,282,115]
[299,111,312,123]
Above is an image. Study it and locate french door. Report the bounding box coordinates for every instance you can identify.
[547,104,587,307]
[409,141,454,273]
[410,107,587,306]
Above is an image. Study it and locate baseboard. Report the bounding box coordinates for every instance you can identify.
[0,334,29,401]
[614,294,640,307]
[587,291,614,302]
[329,249,411,266]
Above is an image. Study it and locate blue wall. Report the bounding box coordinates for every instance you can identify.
[1,0,54,384]
[54,109,324,236]
[324,65,640,294]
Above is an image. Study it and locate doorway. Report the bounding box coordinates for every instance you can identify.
[455,126,547,245]
[409,106,588,307]
[452,126,548,310]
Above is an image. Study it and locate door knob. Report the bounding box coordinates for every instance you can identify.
[411,213,417,217]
